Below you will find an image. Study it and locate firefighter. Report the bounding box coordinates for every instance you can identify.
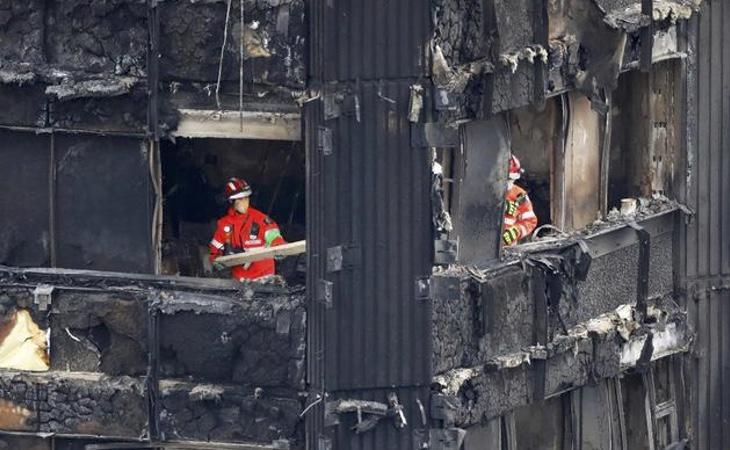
[503,154,538,246]
[209,177,286,281]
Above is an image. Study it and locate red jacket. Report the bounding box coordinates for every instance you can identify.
[209,207,286,281]
[504,184,537,245]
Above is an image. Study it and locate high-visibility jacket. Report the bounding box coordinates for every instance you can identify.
[504,184,538,245]
[209,206,286,281]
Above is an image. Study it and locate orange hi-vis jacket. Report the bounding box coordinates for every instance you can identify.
[209,207,286,281]
[504,184,538,244]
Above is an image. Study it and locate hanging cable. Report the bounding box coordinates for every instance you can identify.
[215,0,233,110]
[239,0,245,131]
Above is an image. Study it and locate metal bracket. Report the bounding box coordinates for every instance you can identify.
[318,279,334,308]
[415,277,431,301]
[325,393,408,434]
[628,221,651,317]
[33,285,54,311]
[323,94,343,120]
[434,239,458,265]
[317,437,332,450]
[326,245,360,273]
[323,93,361,122]
[411,123,460,148]
[388,392,407,429]
[573,239,593,281]
[318,126,333,156]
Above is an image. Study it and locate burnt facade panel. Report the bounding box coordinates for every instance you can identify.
[54,135,152,273]
[0,131,51,267]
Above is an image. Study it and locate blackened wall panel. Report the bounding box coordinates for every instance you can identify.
[54,135,152,273]
[451,118,510,264]
[0,131,51,266]
[309,0,430,82]
[0,85,47,127]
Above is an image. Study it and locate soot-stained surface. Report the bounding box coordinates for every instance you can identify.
[428,265,539,374]
[159,380,303,445]
[159,0,306,88]
[158,290,306,389]
[49,290,147,376]
[0,371,146,437]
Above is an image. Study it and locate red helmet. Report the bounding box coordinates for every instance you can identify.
[225,177,252,200]
[509,154,523,180]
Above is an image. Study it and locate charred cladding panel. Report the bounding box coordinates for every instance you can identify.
[451,118,510,265]
[307,81,433,391]
[0,131,51,267]
[308,0,430,81]
[54,135,152,273]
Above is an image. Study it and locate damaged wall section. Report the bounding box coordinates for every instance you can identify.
[0,267,307,447]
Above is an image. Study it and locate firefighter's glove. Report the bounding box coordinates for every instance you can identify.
[503,226,520,245]
[212,260,226,271]
[505,200,518,217]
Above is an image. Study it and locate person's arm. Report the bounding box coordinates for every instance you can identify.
[515,195,537,240]
[209,222,227,267]
[263,217,286,248]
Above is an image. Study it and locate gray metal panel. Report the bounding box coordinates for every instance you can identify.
[308,0,431,82]
[307,80,433,391]
[0,131,51,267]
[54,134,153,273]
[686,289,730,450]
[684,2,730,449]
[687,0,730,278]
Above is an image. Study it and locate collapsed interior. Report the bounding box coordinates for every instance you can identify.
[160,137,306,283]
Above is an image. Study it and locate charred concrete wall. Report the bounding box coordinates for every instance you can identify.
[0,268,306,447]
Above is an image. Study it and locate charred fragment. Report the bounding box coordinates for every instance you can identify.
[0,371,146,437]
[159,380,303,445]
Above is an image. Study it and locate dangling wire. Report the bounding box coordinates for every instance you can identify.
[239,0,245,131]
[215,0,233,110]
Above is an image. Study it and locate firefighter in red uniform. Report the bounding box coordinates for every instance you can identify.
[503,154,538,246]
[209,178,286,281]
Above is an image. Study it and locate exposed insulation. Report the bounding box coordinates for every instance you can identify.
[0,309,49,372]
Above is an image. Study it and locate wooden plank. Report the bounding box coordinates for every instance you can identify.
[214,241,306,267]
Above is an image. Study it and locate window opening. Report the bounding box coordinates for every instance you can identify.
[160,137,305,283]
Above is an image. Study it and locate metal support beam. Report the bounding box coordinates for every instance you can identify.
[628,222,651,317]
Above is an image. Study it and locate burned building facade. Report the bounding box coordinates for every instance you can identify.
[0,0,726,449]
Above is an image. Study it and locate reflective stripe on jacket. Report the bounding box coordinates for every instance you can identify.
[504,184,538,245]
